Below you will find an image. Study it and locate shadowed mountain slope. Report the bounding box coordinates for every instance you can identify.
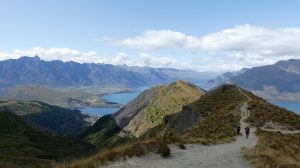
[0,99,91,136]
[0,110,93,168]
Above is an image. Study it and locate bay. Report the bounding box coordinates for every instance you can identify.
[81,87,147,116]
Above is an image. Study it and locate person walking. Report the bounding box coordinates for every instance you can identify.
[245,126,250,138]
[236,124,241,135]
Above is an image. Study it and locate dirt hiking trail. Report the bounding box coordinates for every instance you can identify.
[102,89,299,168]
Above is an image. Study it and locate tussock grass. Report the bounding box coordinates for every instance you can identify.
[53,139,170,168]
[244,129,300,168]
[181,85,246,144]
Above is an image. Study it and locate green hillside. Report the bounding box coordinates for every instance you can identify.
[0,100,92,136]
[0,110,94,168]
[79,115,125,147]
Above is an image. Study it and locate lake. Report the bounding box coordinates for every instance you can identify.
[273,102,300,115]
[102,92,140,105]
[81,87,147,116]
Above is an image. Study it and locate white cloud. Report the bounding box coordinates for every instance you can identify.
[111,52,129,65]
[103,25,300,57]
[137,53,176,67]
[103,30,195,50]
[102,25,300,71]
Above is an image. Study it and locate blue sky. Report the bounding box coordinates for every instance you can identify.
[1,0,300,72]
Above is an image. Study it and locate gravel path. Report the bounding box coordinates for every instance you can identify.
[103,135,257,168]
[102,90,258,168]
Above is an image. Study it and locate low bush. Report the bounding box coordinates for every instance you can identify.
[54,139,171,168]
[157,139,171,157]
[177,143,186,149]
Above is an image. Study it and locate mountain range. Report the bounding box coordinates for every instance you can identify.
[0,56,217,88]
[209,59,300,102]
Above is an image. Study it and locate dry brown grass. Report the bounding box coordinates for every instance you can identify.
[53,139,170,168]
[244,129,300,168]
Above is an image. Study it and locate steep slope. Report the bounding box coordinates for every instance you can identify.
[0,100,92,136]
[115,80,206,137]
[0,110,93,168]
[0,56,212,88]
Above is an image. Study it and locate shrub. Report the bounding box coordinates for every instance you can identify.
[157,139,170,157]
[177,143,186,149]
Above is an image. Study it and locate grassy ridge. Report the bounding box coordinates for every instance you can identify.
[125,80,205,137]
[0,111,93,168]
[145,85,246,144]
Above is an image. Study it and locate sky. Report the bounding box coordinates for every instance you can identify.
[1,0,300,72]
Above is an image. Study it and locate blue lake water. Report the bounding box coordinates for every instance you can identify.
[273,102,300,115]
[81,87,147,116]
[102,92,140,105]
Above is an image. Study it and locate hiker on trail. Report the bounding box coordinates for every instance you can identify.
[245,126,250,138]
[236,124,241,135]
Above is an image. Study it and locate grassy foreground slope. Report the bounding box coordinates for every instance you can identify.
[0,110,93,168]
[245,129,300,168]
[0,99,91,136]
